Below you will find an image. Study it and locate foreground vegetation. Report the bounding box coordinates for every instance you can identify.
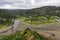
[0,28,53,40]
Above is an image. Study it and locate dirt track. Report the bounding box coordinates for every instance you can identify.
[16,22,60,40]
[0,22,60,40]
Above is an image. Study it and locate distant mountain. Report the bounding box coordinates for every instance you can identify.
[0,6,60,18]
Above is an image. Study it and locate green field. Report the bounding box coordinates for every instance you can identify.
[0,24,9,29]
[24,16,58,25]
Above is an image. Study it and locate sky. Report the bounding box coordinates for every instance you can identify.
[0,0,60,9]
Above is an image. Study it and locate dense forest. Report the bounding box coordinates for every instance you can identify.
[0,6,60,25]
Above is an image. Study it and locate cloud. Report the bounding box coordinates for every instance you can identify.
[32,0,60,8]
[0,0,60,9]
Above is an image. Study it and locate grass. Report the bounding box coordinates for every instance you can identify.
[16,16,58,25]
[0,24,9,29]
[23,16,58,25]
[16,16,27,20]
[24,21,45,25]
[24,19,56,25]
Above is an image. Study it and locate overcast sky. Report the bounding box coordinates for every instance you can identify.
[0,0,60,9]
